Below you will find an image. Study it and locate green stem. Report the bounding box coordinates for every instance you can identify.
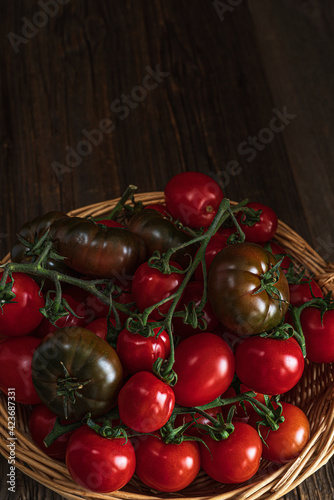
[99,185,138,221]
[43,418,82,448]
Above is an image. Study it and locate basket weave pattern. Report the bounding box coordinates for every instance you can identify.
[1,192,334,500]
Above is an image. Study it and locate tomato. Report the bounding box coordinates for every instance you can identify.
[172,333,235,407]
[194,229,234,281]
[96,219,124,228]
[237,202,278,243]
[0,272,45,336]
[144,203,171,217]
[134,434,201,492]
[0,336,42,404]
[174,406,223,437]
[29,404,74,460]
[289,279,323,307]
[199,422,262,483]
[31,327,123,419]
[248,402,310,463]
[164,172,224,228]
[66,425,136,493]
[116,322,170,374]
[132,262,184,320]
[300,307,334,363]
[208,242,290,335]
[172,281,219,338]
[33,292,88,338]
[86,317,115,341]
[64,285,110,323]
[258,241,292,272]
[118,371,175,433]
[221,384,270,423]
[235,336,304,395]
[128,209,198,268]
[50,215,146,279]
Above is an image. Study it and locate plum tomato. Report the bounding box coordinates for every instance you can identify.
[164,171,224,228]
[172,332,235,407]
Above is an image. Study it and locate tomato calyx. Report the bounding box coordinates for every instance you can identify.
[56,362,92,419]
[238,206,262,227]
[148,251,191,275]
[254,257,285,306]
[0,273,17,307]
[246,395,285,444]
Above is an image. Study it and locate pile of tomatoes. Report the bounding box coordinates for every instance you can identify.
[0,171,331,494]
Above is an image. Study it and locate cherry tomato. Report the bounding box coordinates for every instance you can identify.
[29,404,74,460]
[194,229,234,281]
[0,336,42,404]
[117,322,170,374]
[132,262,184,320]
[289,279,323,307]
[0,272,45,336]
[300,307,334,363]
[200,422,262,483]
[86,317,116,341]
[164,171,224,228]
[174,406,222,437]
[221,384,270,423]
[96,219,124,228]
[208,242,290,335]
[235,336,304,395]
[237,202,278,243]
[172,281,219,338]
[118,371,175,433]
[134,434,201,492]
[66,425,136,492]
[173,333,235,406]
[248,402,310,463]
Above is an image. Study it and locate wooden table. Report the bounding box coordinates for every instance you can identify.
[1,1,334,498]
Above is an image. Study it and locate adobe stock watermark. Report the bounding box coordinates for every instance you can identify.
[210,106,297,189]
[51,65,170,182]
[7,0,71,54]
[7,388,16,493]
[212,0,244,21]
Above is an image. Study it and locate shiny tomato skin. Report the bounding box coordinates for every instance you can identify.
[300,308,334,363]
[200,422,262,483]
[118,371,175,433]
[173,333,235,406]
[258,241,292,272]
[134,434,201,492]
[66,425,136,493]
[86,317,116,341]
[289,279,323,307]
[237,202,278,243]
[29,404,74,460]
[194,229,234,281]
[31,327,123,420]
[208,242,290,335]
[235,336,304,395]
[172,281,219,338]
[0,272,45,336]
[50,215,146,279]
[0,336,42,404]
[248,402,310,463]
[164,172,224,228]
[116,323,170,374]
[132,262,184,320]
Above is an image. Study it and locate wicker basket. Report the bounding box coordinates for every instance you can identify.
[1,192,334,500]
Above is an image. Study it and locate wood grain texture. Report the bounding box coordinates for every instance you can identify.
[1,0,334,499]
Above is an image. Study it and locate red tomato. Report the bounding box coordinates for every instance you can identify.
[235,336,304,395]
[134,434,201,492]
[117,322,170,374]
[258,241,292,272]
[144,203,171,217]
[300,308,334,363]
[174,406,222,437]
[66,425,136,492]
[237,202,278,243]
[0,272,45,336]
[132,262,184,320]
[64,286,110,323]
[86,317,116,341]
[97,219,124,228]
[221,384,270,423]
[164,172,224,228]
[289,279,323,307]
[33,293,88,338]
[172,281,219,338]
[200,422,262,483]
[248,402,310,463]
[194,229,234,281]
[173,333,235,406]
[0,336,41,404]
[29,404,74,460]
[118,371,175,433]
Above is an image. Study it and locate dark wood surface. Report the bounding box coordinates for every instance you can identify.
[1,0,334,498]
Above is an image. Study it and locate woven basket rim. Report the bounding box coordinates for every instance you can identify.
[1,190,334,500]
